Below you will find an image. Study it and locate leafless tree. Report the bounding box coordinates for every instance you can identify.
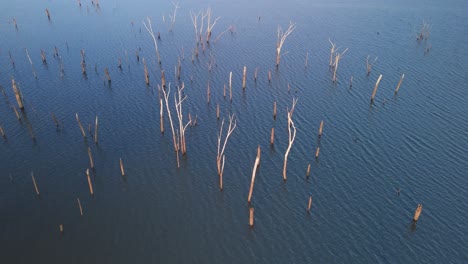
[276,22,296,68]
[217,115,237,190]
[168,2,179,32]
[283,98,298,181]
[174,83,191,155]
[143,17,161,65]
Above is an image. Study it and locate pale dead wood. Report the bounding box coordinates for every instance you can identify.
[143,17,162,65]
[76,113,86,138]
[174,83,191,155]
[11,78,24,109]
[168,2,179,32]
[160,84,178,152]
[77,198,83,216]
[216,115,237,190]
[31,172,40,195]
[276,22,296,67]
[370,74,383,103]
[413,204,423,221]
[283,98,298,181]
[86,169,94,195]
[394,74,405,94]
[247,146,261,204]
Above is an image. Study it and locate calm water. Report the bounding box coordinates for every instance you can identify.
[1,0,467,263]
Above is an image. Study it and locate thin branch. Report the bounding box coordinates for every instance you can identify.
[283,98,298,181]
[142,17,161,65]
[276,21,296,67]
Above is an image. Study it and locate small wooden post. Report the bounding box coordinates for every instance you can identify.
[229,71,233,101]
[0,86,6,99]
[24,48,37,79]
[247,146,261,204]
[94,116,98,144]
[207,81,210,103]
[86,169,94,195]
[143,58,149,85]
[8,51,15,66]
[12,18,18,30]
[31,172,40,196]
[413,204,423,222]
[177,56,181,80]
[349,76,353,88]
[51,113,59,128]
[306,164,311,178]
[270,128,275,145]
[315,147,320,159]
[273,101,276,119]
[242,66,247,89]
[268,70,271,83]
[76,113,86,138]
[104,68,111,83]
[11,78,24,109]
[118,58,122,69]
[254,67,258,82]
[318,120,324,138]
[307,196,312,212]
[40,49,47,64]
[13,107,21,120]
[81,60,87,75]
[223,84,226,99]
[219,155,225,191]
[216,104,220,119]
[77,198,83,216]
[394,74,405,94]
[161,70,166,88]
[88,147,94,169]
[45,9,51,20]
[0,126,6,138]
[120,158,125,176]
[249,207,254,227]
[370,74,383,103]
[160,98,164,133]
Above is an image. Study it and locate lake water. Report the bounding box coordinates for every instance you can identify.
[1,0,467,263]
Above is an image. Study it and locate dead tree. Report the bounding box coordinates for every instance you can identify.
[205,7,220,43]
[283,98,298,181]
[366,55,378,76]
[328,39,336,67]
[168,2,180,32]
[332,48,348,82]
[370,74,383,103]
[214,26,233,44]
[276,22,296,68]
[394,74,405,94]
[25,48,37,79]
[217,115,237,190]
[247,146,261,204]
[417,21,431,41]
[174,83,191,155]
[11,78,24,109]
[160,84,177,152]
[143,17,162,65]
[328,41,348,83]
[189,10,205,44]
[413,204,423,222]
